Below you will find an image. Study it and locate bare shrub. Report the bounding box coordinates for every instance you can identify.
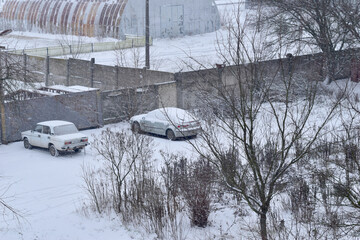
[181,158,216,227]
[82,165,112,214]
[84,128,153,215]
[288,176,315,223]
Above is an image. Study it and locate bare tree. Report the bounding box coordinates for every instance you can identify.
[57,34,89,59]
[185,6,344,240]
[264,0,358,84]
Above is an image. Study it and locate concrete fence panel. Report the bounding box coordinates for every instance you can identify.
[2,90,102,142]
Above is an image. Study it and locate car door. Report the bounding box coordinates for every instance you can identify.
[142,111,157,134]
[30,125,43,147]
[38,125,51,148]
[153,111,171,135]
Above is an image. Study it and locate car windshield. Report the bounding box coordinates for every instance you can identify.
[53,124,78,135]
[161,108,196,123]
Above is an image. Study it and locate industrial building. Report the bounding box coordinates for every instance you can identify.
[0,0,221,39]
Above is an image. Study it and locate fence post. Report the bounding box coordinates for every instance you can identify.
[45,56,50,86]
[0,102,6,144]
[5,53,9,79]
[115,65,119,89]
[0,69,6,144]
[66,59,70,86]
[23,53,27,82]
[90,58,95,88]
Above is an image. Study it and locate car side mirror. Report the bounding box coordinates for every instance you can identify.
[142,117,145,120]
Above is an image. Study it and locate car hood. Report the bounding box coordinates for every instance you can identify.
[130,114,146,122]
[21,130,32,135]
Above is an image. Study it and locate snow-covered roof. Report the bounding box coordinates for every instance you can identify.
[44,85,98,93]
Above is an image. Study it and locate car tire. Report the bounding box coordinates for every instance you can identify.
[74,149,82,153]
[132,122,142,133]
[23,138,32,149]
[166,129,176,141]
[49,144,59,157]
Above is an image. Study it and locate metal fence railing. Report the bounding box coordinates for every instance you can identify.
[9,35,152,57]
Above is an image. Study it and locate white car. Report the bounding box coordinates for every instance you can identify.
[21,120,89,156]
[130,107,201,140]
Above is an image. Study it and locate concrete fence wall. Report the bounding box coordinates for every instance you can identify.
[2,48,359,142]
[101,81,176,124]
[1,90,103,143]
[21,54,175,91]
[176,48,360,110]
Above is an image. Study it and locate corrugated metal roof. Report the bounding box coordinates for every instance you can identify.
[2,0,128,38]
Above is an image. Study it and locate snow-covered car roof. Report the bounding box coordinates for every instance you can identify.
[37,120,75,127]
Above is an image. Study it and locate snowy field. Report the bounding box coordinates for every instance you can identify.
[0,1,261,73]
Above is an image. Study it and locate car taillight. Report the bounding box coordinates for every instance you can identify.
[65,141,72,145]
[81,138,88,142]
[177,125,189,128]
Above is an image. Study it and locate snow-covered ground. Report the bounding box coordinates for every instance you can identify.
[0,123,218,240]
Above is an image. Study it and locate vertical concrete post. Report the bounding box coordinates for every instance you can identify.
[0,102,6,144]
[23,54,27,82]
[45,56,50,86]
[115,65,119,89]
[5,53,9,79]
[145,0,150,69]
[90,58,95,88]
[0,54,6,144]
[174,72,183,109]
[66,59,70,86]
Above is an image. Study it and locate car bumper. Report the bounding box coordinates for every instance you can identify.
[61,143,88,151]
[174,127,201,137]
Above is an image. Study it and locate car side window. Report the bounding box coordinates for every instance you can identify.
[34,125,42,133]
[43,126,51,134]
[156,112,167,121]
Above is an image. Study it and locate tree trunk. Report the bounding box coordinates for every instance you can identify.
[260,211,268,240]
[324,51,336,85]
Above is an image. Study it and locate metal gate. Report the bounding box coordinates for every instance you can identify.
[160,4,184,38]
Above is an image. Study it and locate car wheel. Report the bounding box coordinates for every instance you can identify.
[49,144,59,157]
[74,148,82,153]
[166,129,176,140]
[132,122,142,133]
[23,138,32,149]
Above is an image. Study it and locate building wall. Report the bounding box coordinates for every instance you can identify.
[121,0,220,38]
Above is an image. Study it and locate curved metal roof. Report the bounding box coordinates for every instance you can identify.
[2,0,128,38]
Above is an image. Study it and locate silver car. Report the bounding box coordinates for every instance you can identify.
[130,107,201,140]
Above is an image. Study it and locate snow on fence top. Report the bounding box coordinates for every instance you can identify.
[5,84,98,102]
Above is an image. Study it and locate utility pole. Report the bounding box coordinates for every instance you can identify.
[145,0,150,69]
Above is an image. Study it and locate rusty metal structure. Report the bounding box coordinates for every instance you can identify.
[0,0,220,39]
